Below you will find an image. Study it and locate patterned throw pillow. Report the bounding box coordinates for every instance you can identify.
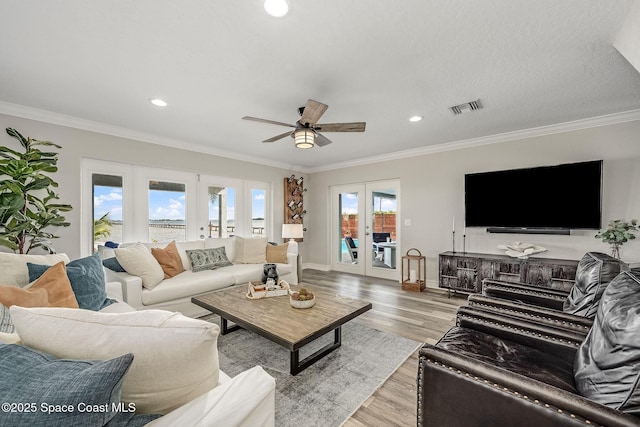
[0,304,14,333]
[186,247,233,273]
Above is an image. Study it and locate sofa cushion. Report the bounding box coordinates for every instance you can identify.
[0,252,70,287]
[574,271,640,415]
[11,306,220,415]
[0,262,79,309]
[0,342,133,426]
[115,243,165,290]
[204,237,235,262]
[141,270,235,305]
[233,236,268,264]
[151,241,185,278]
[438,326,576,392]
[186,247,233,272]
[266,243,288,264]
[563,252,624,318]
[28,252,115,311]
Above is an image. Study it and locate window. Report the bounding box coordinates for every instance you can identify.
[148,180,187,242]
[92,174,123,251]
[82,159,272,256]
[207,185,236,237]
[251,188,266,237]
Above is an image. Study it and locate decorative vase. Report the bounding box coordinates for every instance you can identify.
[611,244,621,259]
[261,263,279,285]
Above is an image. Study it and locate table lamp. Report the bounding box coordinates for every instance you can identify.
[282,223,303,255]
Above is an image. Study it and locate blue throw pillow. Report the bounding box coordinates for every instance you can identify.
[0,343,135,427]
[103,256,127,273]
[28,253,115,311]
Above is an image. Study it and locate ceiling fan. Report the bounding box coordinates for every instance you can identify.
[242,99,366,149]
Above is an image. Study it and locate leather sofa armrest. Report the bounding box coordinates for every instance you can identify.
[417,345,640,427]
[455,307,582,364]
[145,366,275,427]
[467,294,592,336]
[482,279,568,311]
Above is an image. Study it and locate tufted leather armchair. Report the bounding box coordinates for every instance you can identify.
[417,306,640,426]
[469,252,625,335]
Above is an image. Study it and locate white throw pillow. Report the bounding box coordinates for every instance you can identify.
[233,236,268,264]
[0,252,70,287]
[10,306,220,415]
[115,243,164,289]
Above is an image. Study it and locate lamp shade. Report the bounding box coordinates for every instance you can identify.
[294,129,315,149]
[282,223,304,239]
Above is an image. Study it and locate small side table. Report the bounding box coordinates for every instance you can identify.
[402,248,426,292]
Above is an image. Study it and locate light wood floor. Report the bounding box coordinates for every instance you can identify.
[300,269,468,427]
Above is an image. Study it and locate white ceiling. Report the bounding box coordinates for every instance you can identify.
[1,1,639,171]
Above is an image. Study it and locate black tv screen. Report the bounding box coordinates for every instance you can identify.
[465,160,602,232]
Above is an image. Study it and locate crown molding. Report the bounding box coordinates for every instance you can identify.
[308,109,640,173]
[0,101,308,172]
[2,101,639,175]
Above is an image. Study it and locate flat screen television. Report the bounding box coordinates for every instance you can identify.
[464,160,602,234]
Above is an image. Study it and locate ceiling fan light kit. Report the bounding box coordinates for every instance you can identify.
[294,129,315,149]
[242,99,366,150]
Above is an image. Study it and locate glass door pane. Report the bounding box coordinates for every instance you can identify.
[207,186,235,237]
[148,181,186,242]
[92,174,123,251]
[339,192,359,265]
[371,190,397,270]
[251,188,266,237]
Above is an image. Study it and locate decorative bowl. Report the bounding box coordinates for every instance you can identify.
[290,288,316,309]
[290,296,316,309]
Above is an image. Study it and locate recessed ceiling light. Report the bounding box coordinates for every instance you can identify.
[149,98,168,107]
[264,0,289,17]
[409,115,423,122]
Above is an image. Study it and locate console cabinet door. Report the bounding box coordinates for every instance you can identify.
[455,258,480,293]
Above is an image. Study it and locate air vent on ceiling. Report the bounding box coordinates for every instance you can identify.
[449,99,482,115]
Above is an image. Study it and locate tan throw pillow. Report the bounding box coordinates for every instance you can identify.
[0,262,79,309]
[233,236,268,264]
[115,243,165,289]
[151,241,185,279]
[11,307,220,415]
[0,252,70,287]
[266,243,289,264]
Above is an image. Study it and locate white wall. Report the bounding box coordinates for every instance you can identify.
[0,113,303,259]
[306,119,640,286]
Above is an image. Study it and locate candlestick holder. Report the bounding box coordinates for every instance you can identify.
[452,230,456,253]
[463,234,466,254]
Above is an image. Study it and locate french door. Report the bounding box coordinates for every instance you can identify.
[330,180,400,281]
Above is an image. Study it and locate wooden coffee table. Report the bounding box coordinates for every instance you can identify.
[192,284,372,375]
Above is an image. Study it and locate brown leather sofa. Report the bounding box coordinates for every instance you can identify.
[418,268,640,427]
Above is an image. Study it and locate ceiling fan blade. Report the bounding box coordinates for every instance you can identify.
[314,133,333,147]
[313,122,366,132]
[263,131,292,143]
[299,99,328,125]
[242,116,296,128]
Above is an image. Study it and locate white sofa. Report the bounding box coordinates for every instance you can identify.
[0,252,276,426]
[102,237,298,317]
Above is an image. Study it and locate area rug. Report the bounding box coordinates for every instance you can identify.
[209,317,421,427]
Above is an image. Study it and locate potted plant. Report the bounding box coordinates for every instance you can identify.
[595,219,638,259]
[0,128,72,254]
